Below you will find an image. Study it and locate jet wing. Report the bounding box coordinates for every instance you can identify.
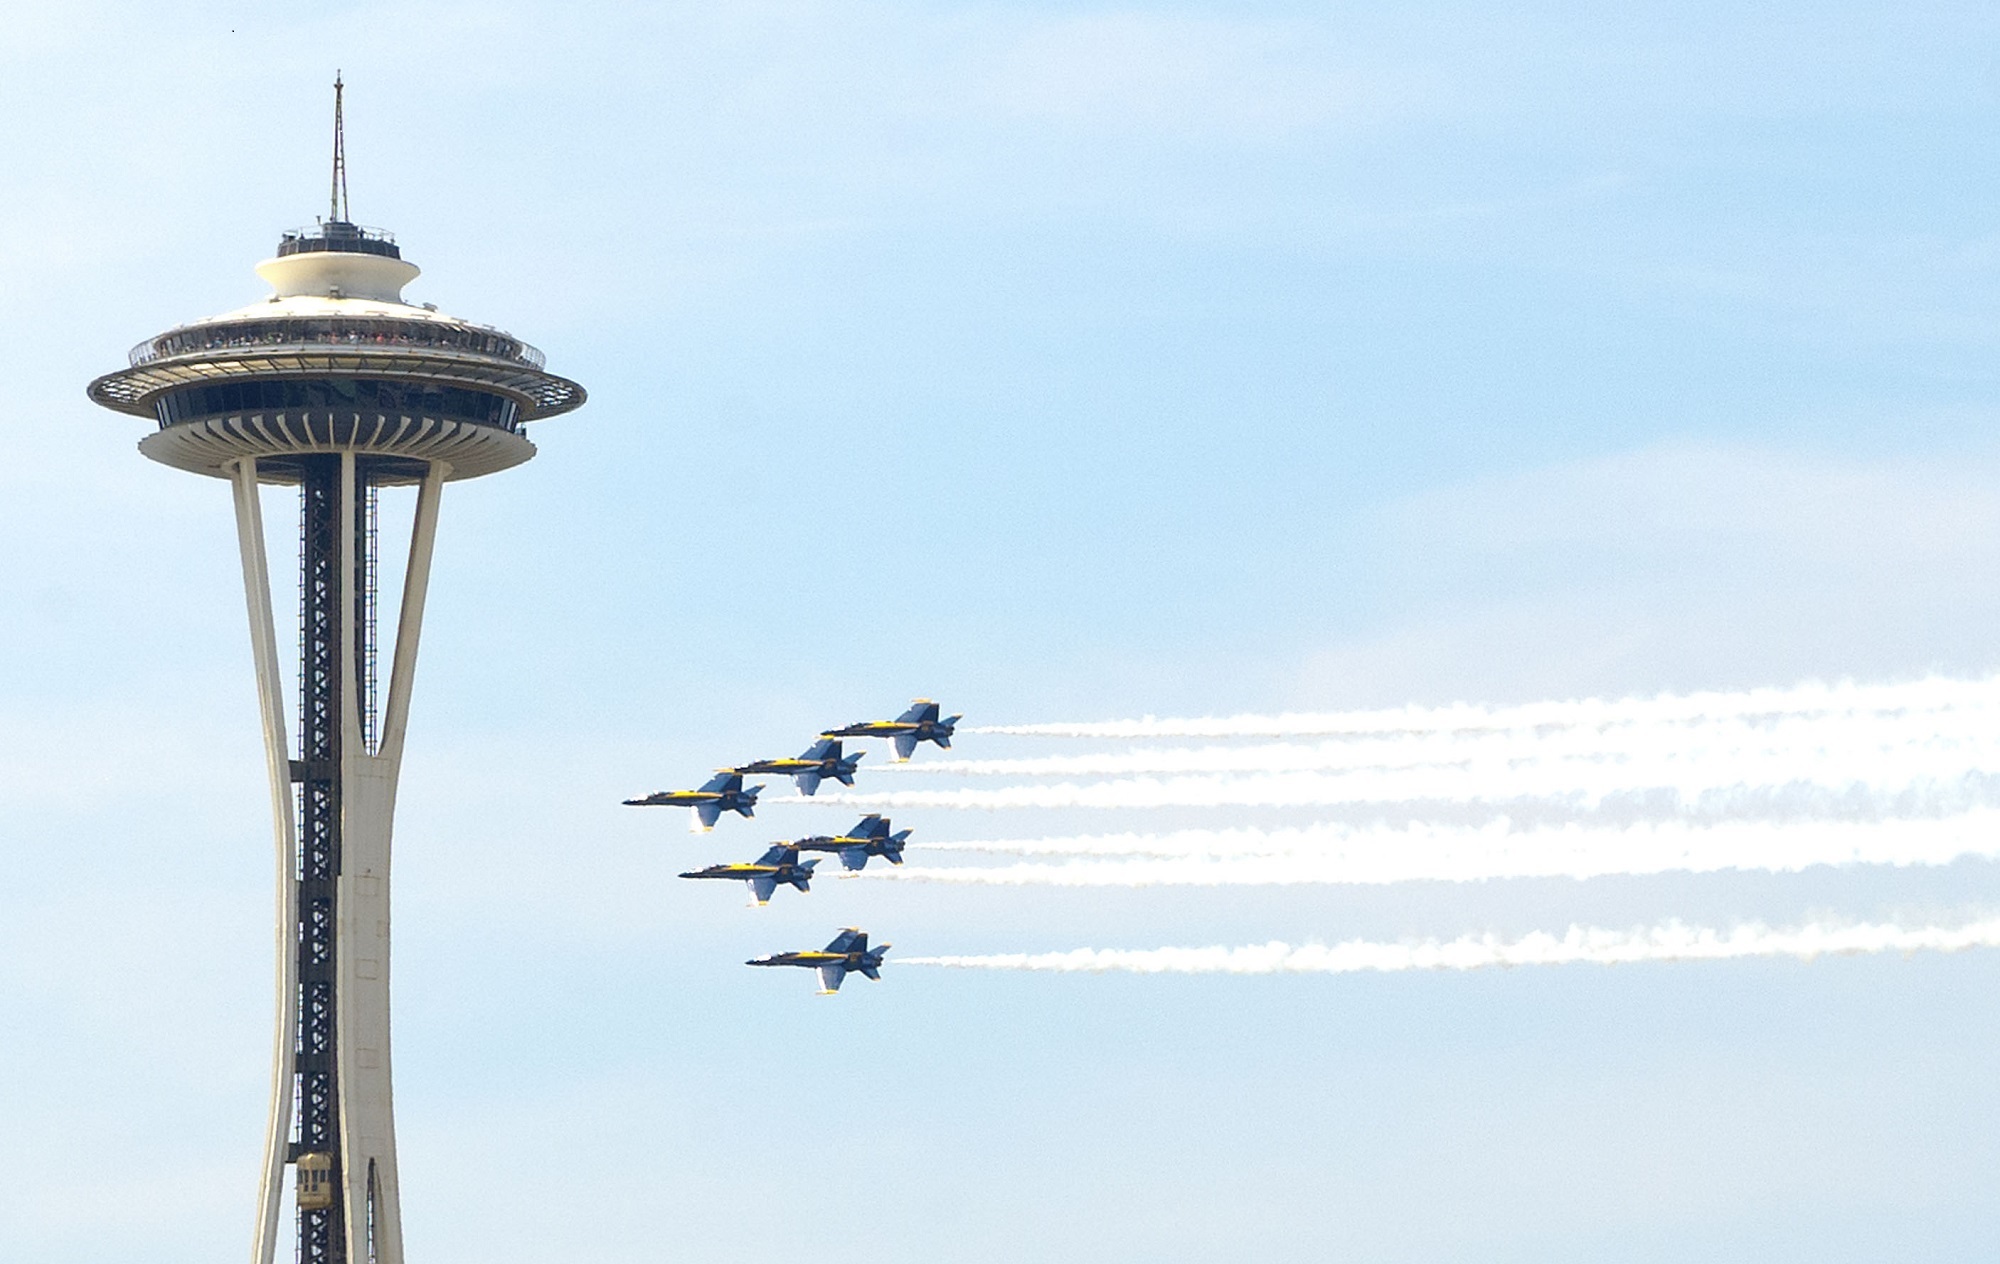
[839,845,870,872]
[817,965,846,993]
[826,929,866,954]
[750,875,778,904]
[892,733,919,761]
[694,802,723,831]
[794,770,822,796]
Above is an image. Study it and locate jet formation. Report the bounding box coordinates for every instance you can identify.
[622,700,956,993]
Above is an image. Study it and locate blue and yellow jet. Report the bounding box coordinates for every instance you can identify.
[822,699,961,761]
[680,844,817,905]
[747,928,889,994]
[732,738,864,796]
[622,771,762,831]
[792,814,911,871]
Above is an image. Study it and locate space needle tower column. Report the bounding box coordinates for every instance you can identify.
[86,81,586,1264]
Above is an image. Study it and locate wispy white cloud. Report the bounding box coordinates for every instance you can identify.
[978,14,1422,142]
[1294,444,2000,709]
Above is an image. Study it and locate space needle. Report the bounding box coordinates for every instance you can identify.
[86,80,586,1264]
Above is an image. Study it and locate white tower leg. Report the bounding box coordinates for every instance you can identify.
[231,458,299,1264]
[334,457,443,1264]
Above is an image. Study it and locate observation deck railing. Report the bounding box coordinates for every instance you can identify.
[130,316,547,371]
[277,223,400,259]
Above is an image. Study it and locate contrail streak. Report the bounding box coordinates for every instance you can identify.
[900,917,2000,974]
[968,674,2000,740]
[880,813,2000,885]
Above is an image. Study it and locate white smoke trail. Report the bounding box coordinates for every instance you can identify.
[878,813,2000,885]
[888,707,2000,781]
[968,674,2000,740]
[915,825,1340,859]
[797,764,1997,813]
[900,916,2000,974]
[776,675,2000,817]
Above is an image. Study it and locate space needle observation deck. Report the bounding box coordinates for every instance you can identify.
[87,215,583,481]
[85,79,585,1264]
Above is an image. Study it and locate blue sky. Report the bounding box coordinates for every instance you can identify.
[5,2,2000,1260]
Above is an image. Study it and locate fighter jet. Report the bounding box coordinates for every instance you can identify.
[822,699,962,761]
[679,844,818,905]
[791,814,911,871]
[622,771,762,831]
[747,928,889,994]
[732,738,865,796]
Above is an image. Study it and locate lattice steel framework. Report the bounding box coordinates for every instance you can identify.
[295,454,354,1264]
[286,455,384,1263]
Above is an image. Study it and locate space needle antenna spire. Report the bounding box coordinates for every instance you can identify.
[88,83,585,1264]
[329,72,349,224]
